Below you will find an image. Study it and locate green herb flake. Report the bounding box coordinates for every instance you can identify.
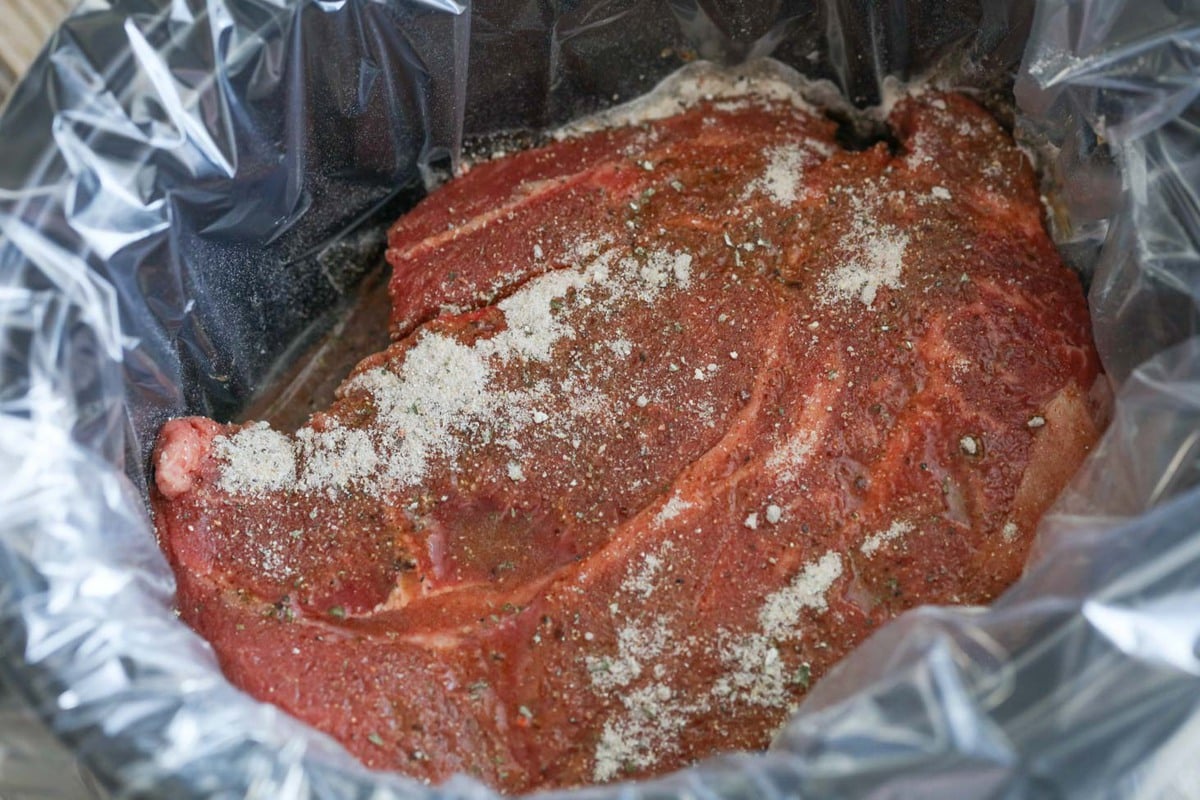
[328,606,346,620]
[794,663,812,689]
[367,732,385,747]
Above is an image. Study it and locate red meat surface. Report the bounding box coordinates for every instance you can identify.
[153,89,1104,791]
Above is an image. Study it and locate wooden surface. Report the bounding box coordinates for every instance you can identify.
[0,0,74,104]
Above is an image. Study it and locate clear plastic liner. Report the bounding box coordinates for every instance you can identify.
[2,0,1199,797]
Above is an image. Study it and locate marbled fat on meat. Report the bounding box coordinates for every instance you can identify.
[152,88,1104,791]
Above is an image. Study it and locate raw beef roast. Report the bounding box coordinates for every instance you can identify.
[153,77,1104,791]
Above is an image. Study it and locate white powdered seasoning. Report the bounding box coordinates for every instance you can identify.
[860,520,914,557]
[622,543,674,598]
[758,551,843,639]
[711,551,843,709]
[214,423,296,495]
[608,338,633,358]
[655,495,692,525]
[747,144,815,206]
[712,632,790,708]
[822,229,909,307]
[296,424,378,491]
[586,542,845,776]
[593,683,704,782]
[213,240,694,496]
[819,189,910,308]
[766,429,817,482]
[348,333,494,488]
[586,617,672,693]
[634,251,693,301]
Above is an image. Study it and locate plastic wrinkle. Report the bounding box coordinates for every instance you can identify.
[2,1,1200,798]
[1083,596,1200,677]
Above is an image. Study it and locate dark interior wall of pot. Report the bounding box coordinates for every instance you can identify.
[461,1,1034,135]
